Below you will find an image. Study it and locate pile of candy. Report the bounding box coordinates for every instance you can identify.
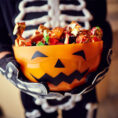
[13,21,103,46]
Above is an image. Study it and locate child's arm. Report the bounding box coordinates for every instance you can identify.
[0,8,49,98]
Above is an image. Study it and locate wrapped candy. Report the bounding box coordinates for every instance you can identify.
[90,26,103,42]
[36,41,45,46]
[64,34,69,44]
[91,26,103,36]
[76,34,89,43]
[76,29,90,43]
[50,27,64,39]
[68,21,81,36]
[13,22,26,36]
[43,30,49,44]
[49,38,59,45]
[13,22,103,46]
[13,22,26,46]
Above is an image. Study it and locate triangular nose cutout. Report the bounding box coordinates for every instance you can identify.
[55,59,65,68]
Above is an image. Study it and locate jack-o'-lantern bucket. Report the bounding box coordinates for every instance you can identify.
[13,41,103,91]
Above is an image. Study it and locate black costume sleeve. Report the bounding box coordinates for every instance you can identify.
[85,0,112,89]
[0,6,12,52]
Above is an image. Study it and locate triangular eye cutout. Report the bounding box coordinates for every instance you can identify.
[32,51,48,59]
[73,50,86,60]
[55,59,65,68]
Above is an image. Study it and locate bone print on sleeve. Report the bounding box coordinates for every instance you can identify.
[86,103,98,118]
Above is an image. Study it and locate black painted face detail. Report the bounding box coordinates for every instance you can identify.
[73,50,86,60]
[32,51,48,59]
[30,69,88,86]
[55,59,65,68]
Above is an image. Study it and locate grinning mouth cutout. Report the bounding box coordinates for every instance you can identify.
[30,69,88,86]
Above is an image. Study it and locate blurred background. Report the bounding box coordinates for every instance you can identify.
[97,0,118,118]
[0,0,118,118]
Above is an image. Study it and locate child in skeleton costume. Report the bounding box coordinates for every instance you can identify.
[0,0,112,118]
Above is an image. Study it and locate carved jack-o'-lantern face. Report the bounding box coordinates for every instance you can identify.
[13,41,103,91]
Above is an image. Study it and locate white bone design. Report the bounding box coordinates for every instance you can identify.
[34,93,82,113]
[86,103,98,118]
[26,109,41,118]
[15,0,93,38]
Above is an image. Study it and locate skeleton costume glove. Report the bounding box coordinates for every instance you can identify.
[0,53,49,98]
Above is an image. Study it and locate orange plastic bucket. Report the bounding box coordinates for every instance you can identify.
[13,41,103,91]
